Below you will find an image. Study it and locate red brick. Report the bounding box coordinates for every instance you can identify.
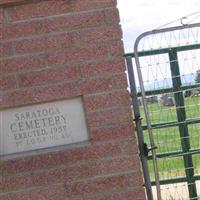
[0,191,30,200]
[0,158,32,176]
[84,90,130,112]
[74,0,117,11]
[59,143,122,164]
[0,92,14,108]
[18,65,80,87]
[0,8,4,24]
[0,174,32,193]
[120,189,146,200]
[104,8,120,25]
[0,42,13,57]
[77,40,124,59]
[127,172,144,187]
[96,156,140,175]
[0,153,62,176]
[32,162,96,186]
[87,106,132,128]
[81,74,127,94]
[1,143,122,175]
[0,25,3,40]
[66,175,128,198]
[80,58,125,78]
[0,82,81,108]
[7,0,72,21]
[120,139,139,155]
[1,54,46,74]
[90,122,133,141]
[29,184,65,200]
[2,11,105,40]
[12,81,80,106]
[47,44,109,66]
[87,188,146,200]
[0,0,26,6]
[0,185,66,200]
[78,26,122,44]
[112,73,128,88]
[81,76,113,94]
[0,75,17,90]
[11,87,43,106]
[2,22,41,40]
[32,155,139,187]
[14,32,77,54]
[109,40,125,57]
[8,0,117,21]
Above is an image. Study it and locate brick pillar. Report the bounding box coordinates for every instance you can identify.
[0,0,146,199]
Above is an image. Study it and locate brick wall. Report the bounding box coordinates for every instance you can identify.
[0,0,145,199]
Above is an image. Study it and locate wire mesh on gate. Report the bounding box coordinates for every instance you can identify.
[130,23,200,200]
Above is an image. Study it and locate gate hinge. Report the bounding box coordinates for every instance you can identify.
[133,114,143,122]
[143,143,158,156]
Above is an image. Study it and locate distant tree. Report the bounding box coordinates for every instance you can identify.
[195,70,200,83]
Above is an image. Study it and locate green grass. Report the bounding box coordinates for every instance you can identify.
[139,97,200,181]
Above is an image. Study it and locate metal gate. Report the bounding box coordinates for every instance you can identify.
[125,23,200,199]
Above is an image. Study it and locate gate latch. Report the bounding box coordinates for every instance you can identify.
[143,143,158,156]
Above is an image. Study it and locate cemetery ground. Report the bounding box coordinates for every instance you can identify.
[140,96,200,183]
[140,96,200,198]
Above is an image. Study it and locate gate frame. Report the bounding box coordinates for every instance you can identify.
[126,56,154,200]
[126,22,200,200]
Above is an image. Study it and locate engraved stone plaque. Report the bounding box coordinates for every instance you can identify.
[0,98,88,156]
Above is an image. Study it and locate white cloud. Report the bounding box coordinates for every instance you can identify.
[117,0,200,52]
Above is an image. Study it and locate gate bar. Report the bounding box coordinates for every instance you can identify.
[151,175,200,185]
[134,36,163,200]
[137,83,200,97]
[142,118,200,130]
[169,49,197,199]
[125,56,153,200]
[148,148,200,160]
[125,43,200,58]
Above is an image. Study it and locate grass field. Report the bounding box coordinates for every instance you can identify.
[140,97,200,181]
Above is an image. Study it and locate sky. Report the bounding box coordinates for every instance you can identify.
[117,0,200,52]
[117,0,200,89]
